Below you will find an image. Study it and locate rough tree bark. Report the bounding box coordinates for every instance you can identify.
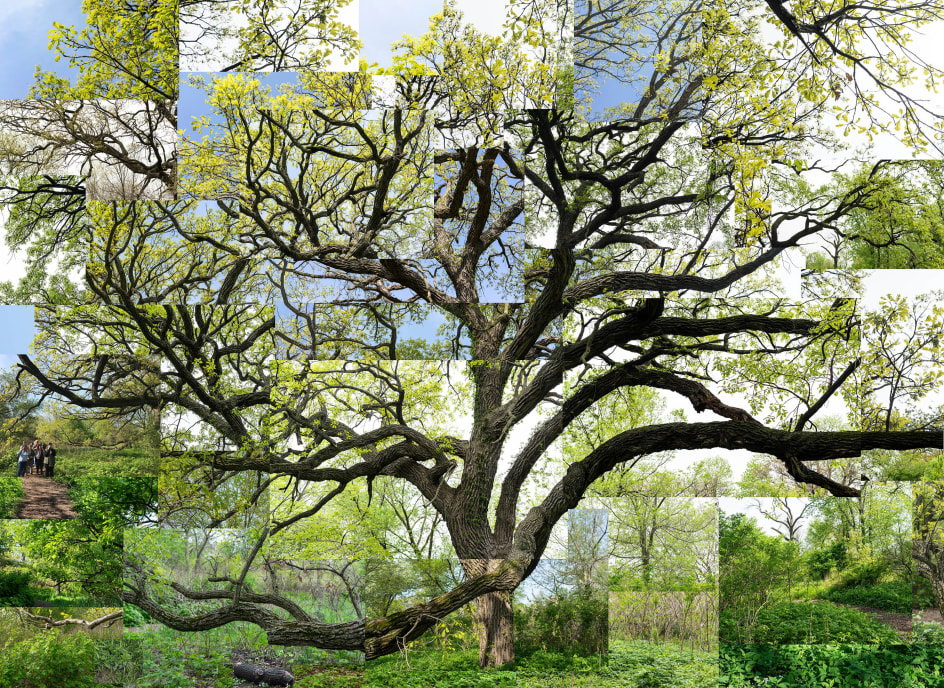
[476,590,515,668]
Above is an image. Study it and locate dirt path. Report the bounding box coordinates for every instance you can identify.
[15,474,77,519]
[841,603,913,639]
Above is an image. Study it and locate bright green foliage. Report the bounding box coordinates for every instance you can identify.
[366,641,719,688]
[0,567,31,603]
[721,644,944,687]
[0,630,96,688]
[368,670,516,688]
[739,600,901,644]
[380,0,559,144]
[821,581,913,614]
[845,165,944,268]
[514,587,608,656]
[181,0,360,73]
[860,292,944,432]
[0,176,87,305]
[805,542,847,580]
[719,512,802,643]
[0,479,24,518]
[20,518,123,604]
[30,0,178,99]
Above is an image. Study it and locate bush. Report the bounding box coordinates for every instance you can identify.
[912,622,944,644]
[725,601,900,644]
[836,560,887,589]
[0,567,31,599]
[2,450,16,477]
[123,603,150,628]
[515,587,607,656]
[914,578,937,610]
[805,542,848,580]
[96,637,144,684]
[822,581,913,614]
[0,479,24,517]
[721,644,944,687]
[367,671,515,688]
[0,630,96,687]
[601,641,718,688]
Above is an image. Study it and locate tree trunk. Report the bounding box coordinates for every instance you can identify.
[476,589,514,668]
[932,570,944,618]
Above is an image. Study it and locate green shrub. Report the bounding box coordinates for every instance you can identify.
[0,479,24,517]
[123,603,150,627]
[515,587,608,656]
[805,542,848,580]
[822,581,914,614]
[836,560,887,589]
[294,665,363,688]
[721,644,944,687]
[0,630,96,687]
[0,567,31,599]
[912,622,944,644]
[96,637,144,683]
[602,641,718,688]
[367,671,515,688]
[915,577,937,610]
[725,601,901,644]
[2,450,17,477]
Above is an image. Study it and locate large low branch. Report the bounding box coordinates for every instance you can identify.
[123,582,365,650]
[17,608,123,631]
[125,558,525,660]
[365,558,524,659]
[514,421,943,565]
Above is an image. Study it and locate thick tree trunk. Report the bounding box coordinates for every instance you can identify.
[476,589,514,668]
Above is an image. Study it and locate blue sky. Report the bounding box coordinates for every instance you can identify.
[359,0,443,69]
[587,73,652,117]
[179,72,301,137]
[359,0,507,69]
[0,1,85,98]
[0,306,35,360]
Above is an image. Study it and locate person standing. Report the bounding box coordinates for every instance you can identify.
[17,442,29,478]
[45,443,56,478]
[35,443,44,476]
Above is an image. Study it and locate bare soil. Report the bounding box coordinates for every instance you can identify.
[822,602,944,640]
[840,603,913,639]
[914,608,944,625]
[14,474,77,519]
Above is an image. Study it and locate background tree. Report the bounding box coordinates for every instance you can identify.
[914,481,944,616]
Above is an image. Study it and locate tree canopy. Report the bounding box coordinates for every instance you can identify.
[3,0,944,671]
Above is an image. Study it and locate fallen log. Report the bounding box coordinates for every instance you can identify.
[233,662,294,686]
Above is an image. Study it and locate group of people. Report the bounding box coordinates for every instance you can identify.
[16,440,56,478]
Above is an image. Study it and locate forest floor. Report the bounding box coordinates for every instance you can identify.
[839,603,913,640]
[14,474,76,519]
[819,602,944,641]
[916,608,943,624]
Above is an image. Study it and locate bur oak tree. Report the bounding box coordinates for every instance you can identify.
[5,0,944,671]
